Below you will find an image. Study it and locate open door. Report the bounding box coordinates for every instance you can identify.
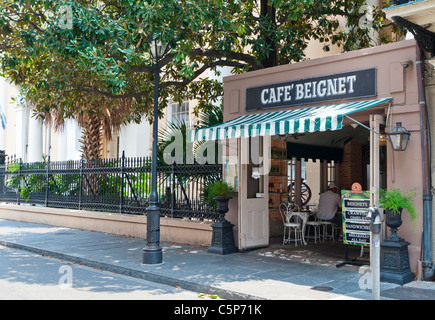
[238,136,270,250]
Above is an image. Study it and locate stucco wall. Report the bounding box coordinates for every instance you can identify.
[0,204,213,247]
[223,40,424,270]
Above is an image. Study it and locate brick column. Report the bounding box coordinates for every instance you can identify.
[339,141,363,190]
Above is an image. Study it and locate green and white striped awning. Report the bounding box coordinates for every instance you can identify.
[189,97,392,142]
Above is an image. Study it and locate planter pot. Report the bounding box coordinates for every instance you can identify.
[384,208,403,241]
[208,196,238,255]
[214,196,232,222]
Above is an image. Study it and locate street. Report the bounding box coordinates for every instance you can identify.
[0,246,211,300]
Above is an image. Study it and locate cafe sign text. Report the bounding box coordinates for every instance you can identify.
[246,68,376,111]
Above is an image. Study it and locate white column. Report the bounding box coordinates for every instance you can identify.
[119,119,151,157]
[15,103,28,161]
[62,119,82,161]
[57,120,85,161]
[58,126,68,161]
[0,78,7,150]
[27,113,43,162]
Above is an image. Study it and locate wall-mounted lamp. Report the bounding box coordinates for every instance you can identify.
[345,115,410,151]
[386,122,411,151]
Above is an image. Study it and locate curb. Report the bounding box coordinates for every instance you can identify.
[0,240,264,300]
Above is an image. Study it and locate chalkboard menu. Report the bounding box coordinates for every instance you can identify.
[341,190,371,246]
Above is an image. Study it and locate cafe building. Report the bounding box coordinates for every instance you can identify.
[190,39,431,278]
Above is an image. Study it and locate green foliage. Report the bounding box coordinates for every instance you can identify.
[206,180,234,204]
[198,293,219,299]
[6,159,47,200]
[6,157,168,202]
[379,187,418,225]
[0,0,403,122]
[158,119,190,165]
[194,104,224,130]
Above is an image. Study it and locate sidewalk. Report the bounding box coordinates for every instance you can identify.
[0,218,434,300]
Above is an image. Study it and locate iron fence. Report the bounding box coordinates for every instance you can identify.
[0,153,222,221]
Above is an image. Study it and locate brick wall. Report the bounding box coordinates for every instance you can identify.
[339,141,363,190]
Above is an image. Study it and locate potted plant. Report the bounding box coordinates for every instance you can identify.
[379,187,417,236]
[378,187,418,285]
[207,180,235,221]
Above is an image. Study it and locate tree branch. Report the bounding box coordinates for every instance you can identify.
[161,59,245,89]
[128,47,260,74]
[66,59,242,100]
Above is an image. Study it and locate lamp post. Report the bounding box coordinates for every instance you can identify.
[142,35,171,265]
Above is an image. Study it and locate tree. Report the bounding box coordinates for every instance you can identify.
[1,14,137,160]
[0,0,401,154]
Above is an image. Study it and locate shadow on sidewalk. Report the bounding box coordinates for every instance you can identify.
[251,238,369,269]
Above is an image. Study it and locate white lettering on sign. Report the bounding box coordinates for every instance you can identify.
[261,85,294,104]
[259,76,357,105]
[246,68,376,111]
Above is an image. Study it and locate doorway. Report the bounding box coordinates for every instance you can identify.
[269,114,387,248]
[238,135,270,250]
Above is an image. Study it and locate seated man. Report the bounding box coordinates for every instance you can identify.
[317,182,342,225]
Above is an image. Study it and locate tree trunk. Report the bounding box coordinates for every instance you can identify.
[79,113,103,197]
[79,113,103,162]
[260,0,277,68]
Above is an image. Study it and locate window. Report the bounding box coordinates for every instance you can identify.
[247,136,264,198]
[287,157,306,187]
[169,101,189,125]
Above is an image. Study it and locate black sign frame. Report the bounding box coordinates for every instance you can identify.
[246,68,377,111]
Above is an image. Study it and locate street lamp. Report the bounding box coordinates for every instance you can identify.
[142,35,171,265]
[386,122,411,152]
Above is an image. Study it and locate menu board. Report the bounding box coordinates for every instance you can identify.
[341,189,371,246]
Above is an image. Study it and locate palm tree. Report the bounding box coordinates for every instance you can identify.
[43,97,135,197]
[44,97,134,162]
[157,104,224,209]
[157,104,223,165]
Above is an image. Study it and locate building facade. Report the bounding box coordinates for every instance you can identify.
[384,0,435,282]
[190,39,430,278]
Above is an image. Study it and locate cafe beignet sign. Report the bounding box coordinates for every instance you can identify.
[246,68,376,111]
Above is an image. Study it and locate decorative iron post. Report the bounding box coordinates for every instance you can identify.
[45,156,50,207]
[78,155,83,210]
[143,59,162,264]
[142,35,171,265]
[120,151,125,213]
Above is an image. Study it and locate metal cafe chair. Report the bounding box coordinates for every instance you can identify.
[279,203,307,246]
[321,221,340,241]
[305,211,323,244]
[310,201,340,242]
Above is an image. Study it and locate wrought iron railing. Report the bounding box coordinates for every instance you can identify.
[0,153,222,221]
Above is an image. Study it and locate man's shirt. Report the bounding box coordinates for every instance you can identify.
[317,190,341,220]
